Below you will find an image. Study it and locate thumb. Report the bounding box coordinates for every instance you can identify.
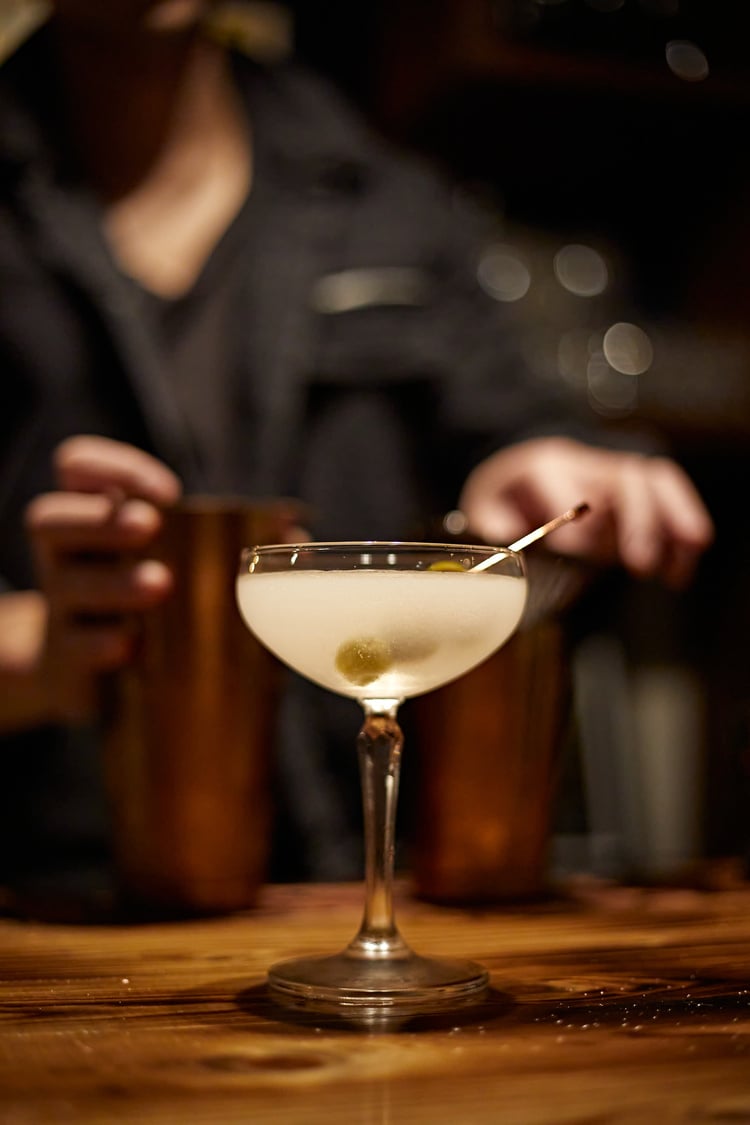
[54,436,182,506]
[460,493,532,548]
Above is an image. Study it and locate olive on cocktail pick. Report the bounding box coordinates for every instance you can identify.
[427,560,466,572]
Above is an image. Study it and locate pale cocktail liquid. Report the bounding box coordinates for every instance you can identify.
[236,567,527,701]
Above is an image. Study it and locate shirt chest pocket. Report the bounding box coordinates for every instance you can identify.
[309,266,449,385]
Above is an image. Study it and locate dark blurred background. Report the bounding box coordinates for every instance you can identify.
[289,0,750,880]
[290,0,750,324]
[284,0,750,879]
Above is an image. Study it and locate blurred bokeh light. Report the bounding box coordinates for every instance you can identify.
[665,39,709,81]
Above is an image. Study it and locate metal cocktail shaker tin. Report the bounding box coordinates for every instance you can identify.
[102,497,294,917]
[411,617,572,904]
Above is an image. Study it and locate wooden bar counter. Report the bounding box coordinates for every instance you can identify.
[1,879,749,1124]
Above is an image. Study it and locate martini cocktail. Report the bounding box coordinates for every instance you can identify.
[236,541,527,1014]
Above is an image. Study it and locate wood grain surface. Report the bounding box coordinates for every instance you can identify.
[1,880,749,1124]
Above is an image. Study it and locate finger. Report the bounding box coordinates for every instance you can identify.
[43,619,144,723]
[50,619,143,672]
[25,493,165,558]
[611,457,713,584]
[641,459,715,588]
[284,525,312,544]
[45,558,173,617]
[606,460,669,578]
[645,458,715,549]
[54,435,182,505]
[462,494,531,545]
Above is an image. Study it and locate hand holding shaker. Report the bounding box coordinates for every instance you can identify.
[102,496,296,917]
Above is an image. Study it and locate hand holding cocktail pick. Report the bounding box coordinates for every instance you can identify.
[470,502,591,571]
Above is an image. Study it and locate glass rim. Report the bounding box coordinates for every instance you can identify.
[239,540,522,560]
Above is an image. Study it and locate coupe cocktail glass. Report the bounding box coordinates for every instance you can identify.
[236,541,527,1014]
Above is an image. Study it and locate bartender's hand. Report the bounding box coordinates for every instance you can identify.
[8,436,182,729]
[459,436,714,590]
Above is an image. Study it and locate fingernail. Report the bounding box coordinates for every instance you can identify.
[134,559,172,590]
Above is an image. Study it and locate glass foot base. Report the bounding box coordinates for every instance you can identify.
[267,950,489,1015]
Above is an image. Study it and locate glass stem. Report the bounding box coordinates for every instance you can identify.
[347,700,411,960]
